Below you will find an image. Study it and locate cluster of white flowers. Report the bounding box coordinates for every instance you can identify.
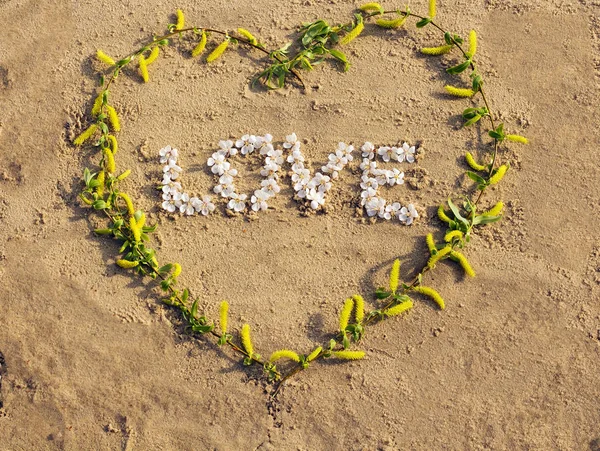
[359,142,419,225]
[208,134,282,213]
[287,134,354,210]
[159,145,216,216]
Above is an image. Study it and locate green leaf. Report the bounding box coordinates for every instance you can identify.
[375,288,392,299]
[329,49,351,71]
[158,263,173,275]
[190,299,198,318]
[464,115,482,127]
[473,214,502,225]
[446,60,471,75]
[182,288,189,303]
[447,198,470,228]
[444,32,453,45]
[466,171,487,185]
[416,17,432,28]
[92,200,107,210]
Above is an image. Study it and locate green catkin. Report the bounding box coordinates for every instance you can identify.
[119,193,135,216]
[420,45,453,55]
[385,300,413,317]
[307,346,322,362]
[484,201,504,217]
[145,46,160,65]
[467,30,477,57]
[219,301,229,334]
[429,0,436,18]
[359,2,383,12]
[444,230,463,242]
[73,124,97,146]
[96,170,105,197]
[333,350,365,360]
[414,286,445,310]
[352,294,365,323]
[450,251,475,277]
[136,212,146,229]
[107,134,118,154]
[117,259,139,269]
[389,259,400,293]
[339,298,354,332]
[116,169,131,181]
[427,245,452,268]
[129,217,141,242]
[269,350,301,363]
[172,263,182,278]
[340,20,364,45]
[91,94,103,117]
[375,16,407,29]
[139,55,149,83]
[105,105,121,131]
[426,233,436,254]
[206,40,230,63]
[438,204,452,223]
[103,147,115,173]
[465,152,487,171]
[237,28,258,46]
[191,31,207,57]
[445,85,475,98]
[96,50,116,66]
[506,134,529,144]
[175,9,185,30]
[489,165,508,185]
[241,324,254,357]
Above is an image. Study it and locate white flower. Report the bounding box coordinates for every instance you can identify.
[258,134,273,154]
[218,173,235,186]
[402,142,416,163]
[235,134,259,155]
[360,187,378,206]
[292,167,310,190]
[163,160,182,179]
[191,195,215,216]
[360,158,377,174]
[360,176,378,191]
[261,162,280,179]
[307,172,332,193]
[398,203,419,225]
[218,139,236,156]
[361,142,375,160]
[306,188,325,210]
[377,146,393,162]
[380,202,401,220]
[387,168,405,186]
[261,178,280,196]
[161,177,182,196]
[337,142,354,161]
[266,148,285,166]
[365,196,386,217]
[283,132,299,149]
[251,190,270,212]
[159,145,179,164]
[287,148,305,164]
[208,152,229,175]
[173,191,189,207]
[227,193,247,212]
[161,192,177,213]
[214,183,235,198]
[372,169,388,186]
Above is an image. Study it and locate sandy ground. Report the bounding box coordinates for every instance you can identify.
[1,0,600,449]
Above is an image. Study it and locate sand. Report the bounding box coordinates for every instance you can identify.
[1,0,599,449]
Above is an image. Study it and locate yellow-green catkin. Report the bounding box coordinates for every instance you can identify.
[427,245,452,268]
[465,152,486,171]
[96,50,116,66]
[73,124,97,146]
[359,2,383,12]
[191,31,207,57]
[219,301,229,334]
[438,204,452,223]
[339,298,354,332]
[91,94,103,117]
[467,30,477,58]
[119,193,135,216]
[450,251,475,277]
[269,350,301,363]
[352,294,365,323]
[145,46,160,65]
[307,346,322,362]
[445,85,475,98]
[107,134,118,154]
[136,212,146,229]
[340,20,364,45]
[116,169,131,181]
[489,165,508,185]
[241,324,254,357]
[420,45,453,55]
[333,350,365,360]
[175,9,185,30]
[375,16,407,29]
[237,28,258,46]
[506,134,529,144]
[129,217,141,242]
[117,259,139,268]
[444,230,463,242]
[385,300,413,317]
[428,0,436,18]
[426,233,437,254]
[103,147,116,173]
[485,201,504,217]
[172,263,182,278]
[206,40,230,63]
[389,259,400,293]
[414,286,445,310]
[105,105,121,132]
[96,170,105,197]
[139,55,149,83]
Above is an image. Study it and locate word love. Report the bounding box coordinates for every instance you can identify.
[159,133,420,224]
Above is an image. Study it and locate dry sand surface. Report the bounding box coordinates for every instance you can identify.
[1,0,600,449]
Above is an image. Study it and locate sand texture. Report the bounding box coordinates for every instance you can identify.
[1,0,600,449]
